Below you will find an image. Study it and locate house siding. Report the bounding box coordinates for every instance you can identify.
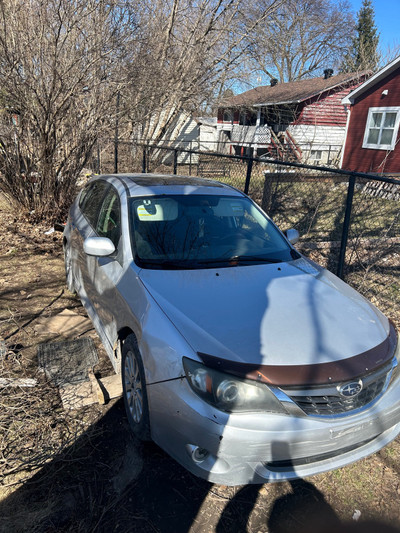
[288,125,345,164]
[295,84,362,127]
[341,66,400,173]
[288,125,346,146]
[199,123,218,151]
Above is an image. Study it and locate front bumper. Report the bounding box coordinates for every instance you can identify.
[147,374,400,485]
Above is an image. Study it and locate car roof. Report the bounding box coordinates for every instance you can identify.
[94,173,244,197]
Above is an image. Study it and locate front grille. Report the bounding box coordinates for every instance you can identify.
[282,361,394,416]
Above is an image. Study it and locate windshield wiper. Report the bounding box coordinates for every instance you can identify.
[139,256,283,269]
[138,259,190,269]
[228,255,283,264]
[190,256,283,266]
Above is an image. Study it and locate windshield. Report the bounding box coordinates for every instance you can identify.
[129,194,297,269]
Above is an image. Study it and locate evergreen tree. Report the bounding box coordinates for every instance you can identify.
[341,0,380,72]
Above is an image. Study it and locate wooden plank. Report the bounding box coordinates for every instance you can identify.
[60,381,95,410]
[60,372,122,410]
[0,377,38,388]
[88,369,105,405]
[99,374,122,400]
[34,309,94,337]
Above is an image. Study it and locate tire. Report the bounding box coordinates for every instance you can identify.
[122,335,151,441]
[64,243,76,294]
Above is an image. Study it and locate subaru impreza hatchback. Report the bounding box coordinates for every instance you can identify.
[63,174,400,485]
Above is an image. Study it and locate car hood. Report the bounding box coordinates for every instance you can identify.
[138,258,392,384]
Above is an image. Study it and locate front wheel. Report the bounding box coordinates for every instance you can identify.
[122,335,151,441]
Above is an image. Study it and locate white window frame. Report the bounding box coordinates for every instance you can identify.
[362,106,400,150]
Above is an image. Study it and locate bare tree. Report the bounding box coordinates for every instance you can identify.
[244,0,354,83]
[125,0,283,145]
[0,0,286,219]
[0,0,134,222]
[380,43,400,67]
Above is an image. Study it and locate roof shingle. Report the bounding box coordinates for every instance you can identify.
[221,72,370,108]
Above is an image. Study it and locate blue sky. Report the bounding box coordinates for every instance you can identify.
[347,0,400,53]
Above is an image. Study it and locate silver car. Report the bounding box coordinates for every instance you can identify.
[64,173,400,485]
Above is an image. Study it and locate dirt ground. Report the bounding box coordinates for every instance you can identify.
[1,194,400,533]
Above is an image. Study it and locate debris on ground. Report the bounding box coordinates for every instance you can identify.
[34,309,94,338]
[37,335,121,409]
[59,371,122,410]
[37,337,99,387]
[0,377,38,388]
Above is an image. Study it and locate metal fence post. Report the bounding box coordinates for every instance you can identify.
[114,91,120,173]
[261,172,272,215]
[142,146,147,173]
[173,149,178,175]
[337,173,356,280]
[244,157,253,195]
[96,142,100,174]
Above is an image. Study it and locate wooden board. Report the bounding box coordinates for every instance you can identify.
[34,309,94,338]
[60,372,122,410]
[0,377,38,388]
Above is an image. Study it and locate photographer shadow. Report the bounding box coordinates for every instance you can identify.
[217,441,400,533]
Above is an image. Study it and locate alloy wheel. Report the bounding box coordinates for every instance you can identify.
[124,350,143,424]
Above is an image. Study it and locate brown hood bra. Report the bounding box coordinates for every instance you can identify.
[199,322,398,387]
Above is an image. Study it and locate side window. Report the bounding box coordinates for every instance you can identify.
[80,181,109,228]
[362,107,400,150]
[78,185,91,210]
[96,188,121,248]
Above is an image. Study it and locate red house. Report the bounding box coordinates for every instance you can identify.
[341,55,400,174]
[217,70,369,165]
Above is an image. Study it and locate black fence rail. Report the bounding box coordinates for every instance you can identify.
[90,138,345,174]
[87,141,400,327]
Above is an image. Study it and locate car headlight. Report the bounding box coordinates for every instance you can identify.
[183,357,288,414]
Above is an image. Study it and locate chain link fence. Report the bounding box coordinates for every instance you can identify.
[87,141,400,328]
[345,178,399,320]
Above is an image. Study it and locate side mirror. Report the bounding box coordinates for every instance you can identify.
[285,228,299,245]
[83,237,115,257]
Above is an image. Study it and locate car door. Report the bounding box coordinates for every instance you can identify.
[74,179,110,295]
[86,185,125,349]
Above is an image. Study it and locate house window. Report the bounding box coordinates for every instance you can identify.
[223,110,233,123]
[362,107,400,150]
[310,150,322,161]
[239,111,257,126]
[239,111,249,125]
